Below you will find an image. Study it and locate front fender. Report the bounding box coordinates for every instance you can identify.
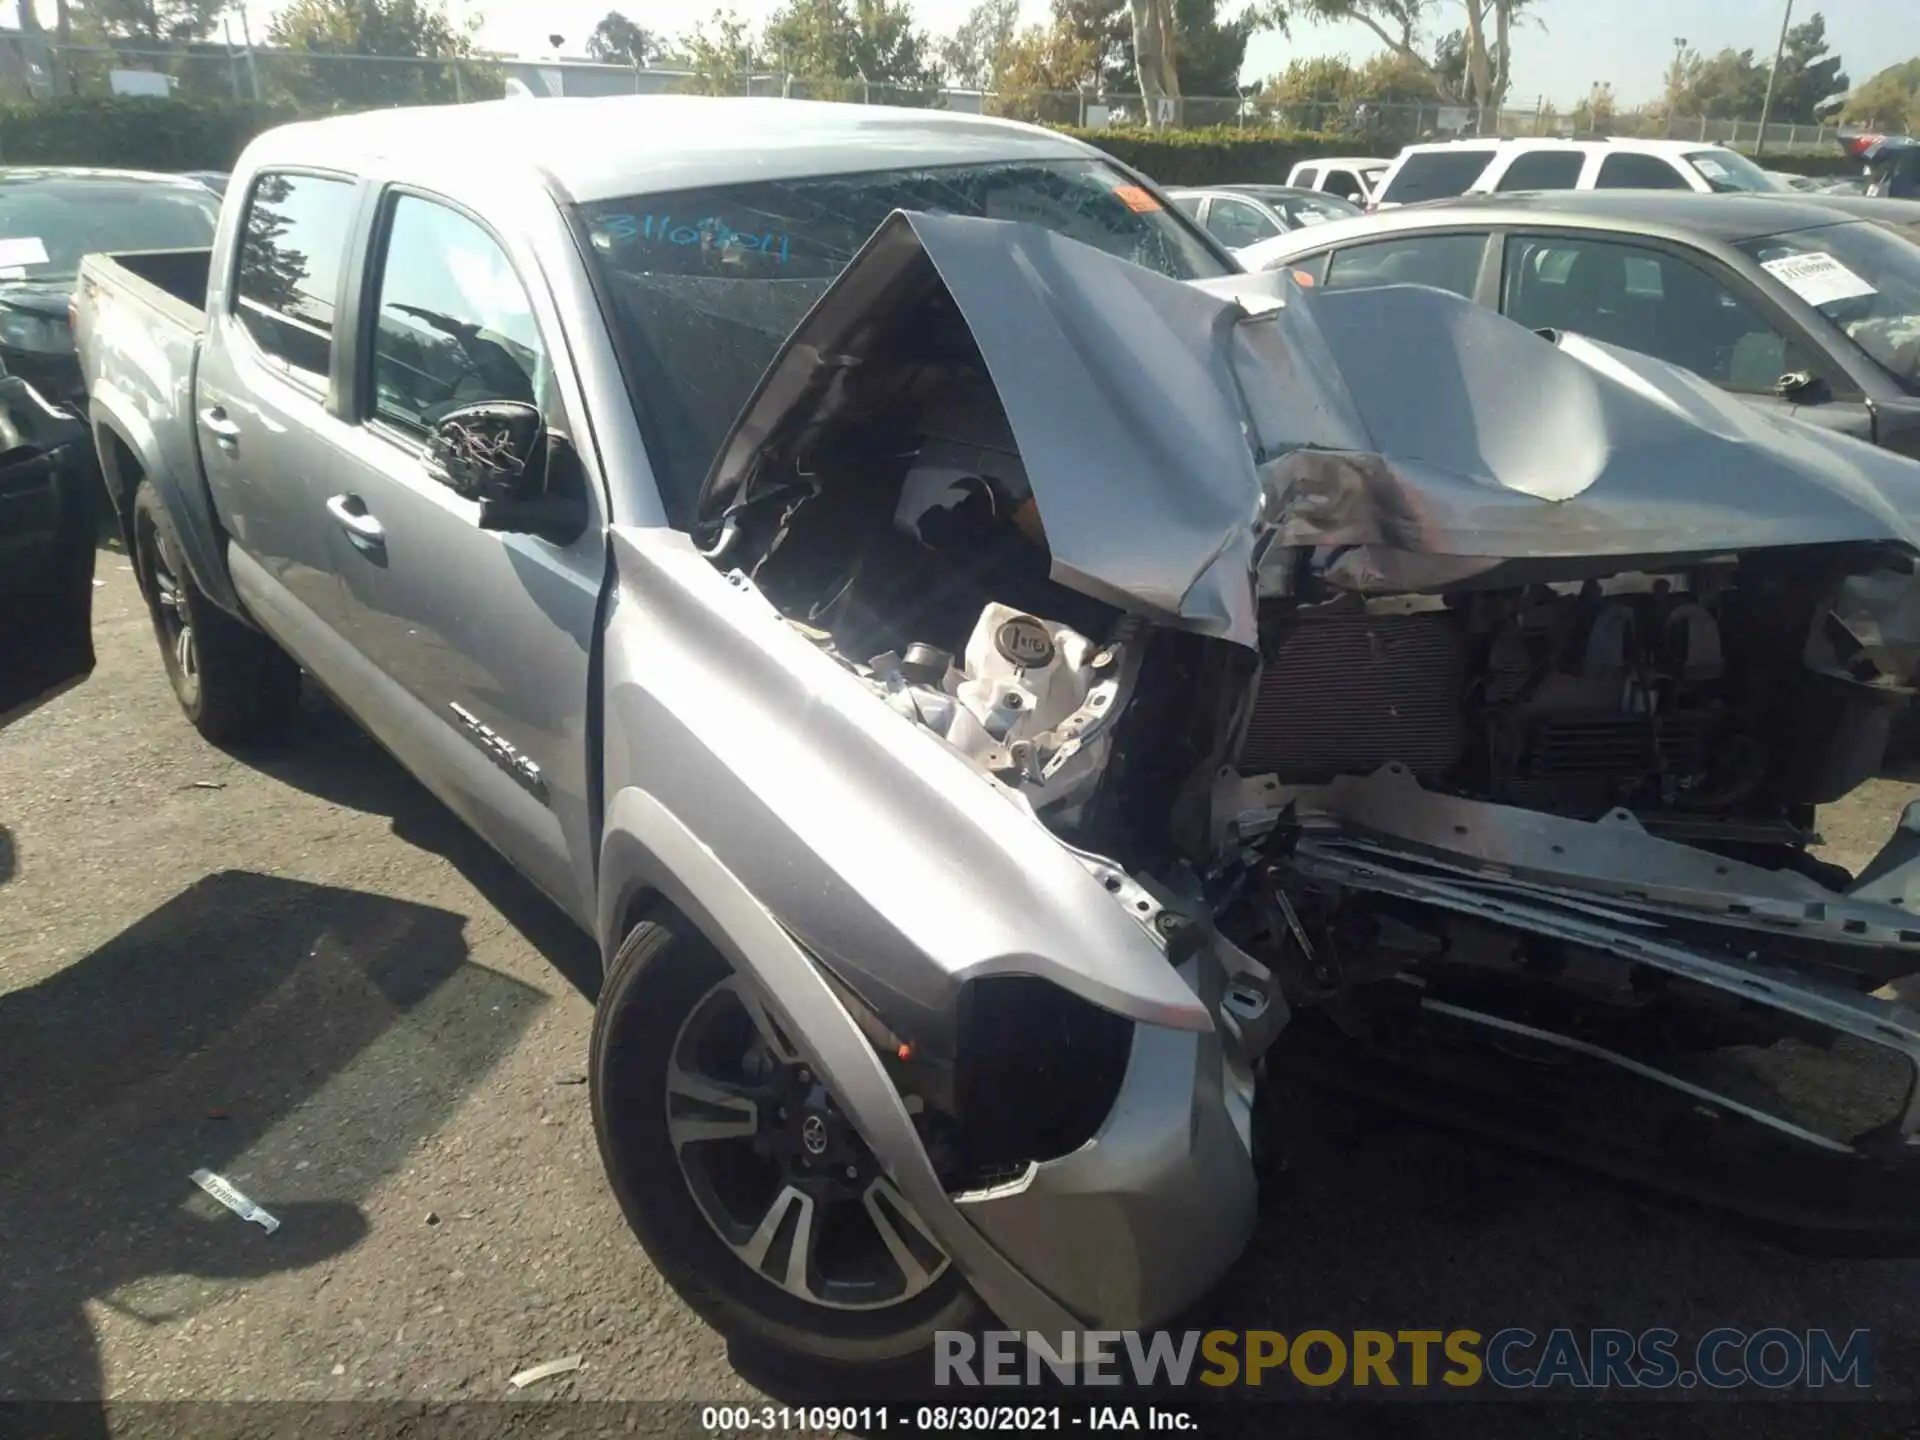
[596,782,1082,1335]
[598,525,1210,1047]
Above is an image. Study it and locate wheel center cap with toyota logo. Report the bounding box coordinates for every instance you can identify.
[800,1114,829,1155]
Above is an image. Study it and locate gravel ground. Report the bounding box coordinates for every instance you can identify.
[6,555,1920,1431]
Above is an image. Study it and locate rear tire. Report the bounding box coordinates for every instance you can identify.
[590,917,985,1379]
[131,479,301,745]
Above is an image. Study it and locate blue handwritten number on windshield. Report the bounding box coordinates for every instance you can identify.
[599,213,791,264]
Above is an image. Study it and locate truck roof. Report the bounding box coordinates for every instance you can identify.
[250,96,1100,204]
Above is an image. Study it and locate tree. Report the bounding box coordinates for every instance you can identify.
[1671,46,1770,120]
[1165,0,1256,99]
[68,0,224,45]
[587,10,662,66]
[1572,80,1614,134]
[1292,0,1452,100]
[680,8,765,89]
[266,0,475,109]
[940,0,1019,89]
[993,17,1098,120]
[758,0,935,88]
[1765,11,1847,125]
[1258,48,1439,139]
[1841,57,1920,130]
[1128,0,1179,124]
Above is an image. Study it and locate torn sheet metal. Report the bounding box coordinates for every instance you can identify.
[1236,763,1920,954]
[701,212,1920,640]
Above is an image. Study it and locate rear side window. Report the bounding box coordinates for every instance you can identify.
[233,171,356,382]
[1379,149,1496,204]
[1595,153,1691,190]
[1496,150,1585,192]
[1322,169,1367,201]
[1323,233,1486,299]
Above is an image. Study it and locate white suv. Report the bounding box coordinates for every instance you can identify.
[1284,156,1390,203]
[1371,138,1780,209]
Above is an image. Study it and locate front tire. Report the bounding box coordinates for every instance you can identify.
[131,480,301,745]
[590,918,984,1376]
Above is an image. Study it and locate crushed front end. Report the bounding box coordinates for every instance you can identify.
[687,211,1920,1332]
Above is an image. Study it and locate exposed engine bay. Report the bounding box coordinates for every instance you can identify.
[698,215,1920,1240]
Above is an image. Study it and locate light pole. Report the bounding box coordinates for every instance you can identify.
[1666,37,1687,137]
[1754,0,1794,158]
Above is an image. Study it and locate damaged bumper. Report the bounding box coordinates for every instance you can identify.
[957,919,1286,1329]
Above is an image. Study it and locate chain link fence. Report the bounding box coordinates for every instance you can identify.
[0,35,1890,157]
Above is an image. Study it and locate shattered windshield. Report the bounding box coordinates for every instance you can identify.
[1737,221,1920,395]
[576,159,1229,522]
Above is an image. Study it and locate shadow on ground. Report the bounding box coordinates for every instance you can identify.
[227,688,601,999]
[0,872,546,1420]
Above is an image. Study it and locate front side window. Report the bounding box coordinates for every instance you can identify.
[233,171,355,381]
[1205,197,1281,249]
[1504,234,1816,391]
[1377,150,1496,204]
[576,158,1230,522]
[366,194,547,432]
[1736,221,1920,395]
[1495,150,1585,192]
[1323,233,1487,299]
[1594,153,1691,191]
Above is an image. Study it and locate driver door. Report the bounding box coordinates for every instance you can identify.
[317,188,607,927]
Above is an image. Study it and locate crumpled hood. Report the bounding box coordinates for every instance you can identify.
[701,210,1920,649]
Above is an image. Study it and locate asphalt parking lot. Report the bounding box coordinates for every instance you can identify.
[7,552,1920,1430]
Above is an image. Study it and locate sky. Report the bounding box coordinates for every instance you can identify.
[452,0,1904,106]
[37,0,1900,108]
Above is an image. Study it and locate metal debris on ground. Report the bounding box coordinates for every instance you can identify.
[553,1074,587,1086]
[189,780,226,790]
[190,1168,280,1234]
[507,1354,584,1390]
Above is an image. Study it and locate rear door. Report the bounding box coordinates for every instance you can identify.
[317,186,607,925]
[0,376,93,727]
[195,168,361,633]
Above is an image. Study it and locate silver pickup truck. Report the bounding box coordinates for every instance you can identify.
[67,94,1920,1380]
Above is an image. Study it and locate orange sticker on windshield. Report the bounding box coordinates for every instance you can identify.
[1112,185,1161,213]
[1290,268,1317,288]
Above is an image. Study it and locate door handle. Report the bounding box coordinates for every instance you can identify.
[199,406,241,447]
[326,493,385,546]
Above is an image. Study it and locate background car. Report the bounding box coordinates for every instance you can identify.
[1766,169,1824,192]
[1167,184,1362,252]
[1370,137,1780,209]
[1238,190,1920,457]
[0,166,220,412]
[1284,155,1389,203]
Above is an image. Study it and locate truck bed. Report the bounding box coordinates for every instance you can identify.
[83,248,212,338]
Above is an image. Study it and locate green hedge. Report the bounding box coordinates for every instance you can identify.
[0,96,297,171]
[1057,126,1362,185]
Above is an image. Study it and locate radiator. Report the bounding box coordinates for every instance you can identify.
[1239,613,1468,781]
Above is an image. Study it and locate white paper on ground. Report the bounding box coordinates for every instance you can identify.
[1762,251,1880,307]
[189,1167,281,1234]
